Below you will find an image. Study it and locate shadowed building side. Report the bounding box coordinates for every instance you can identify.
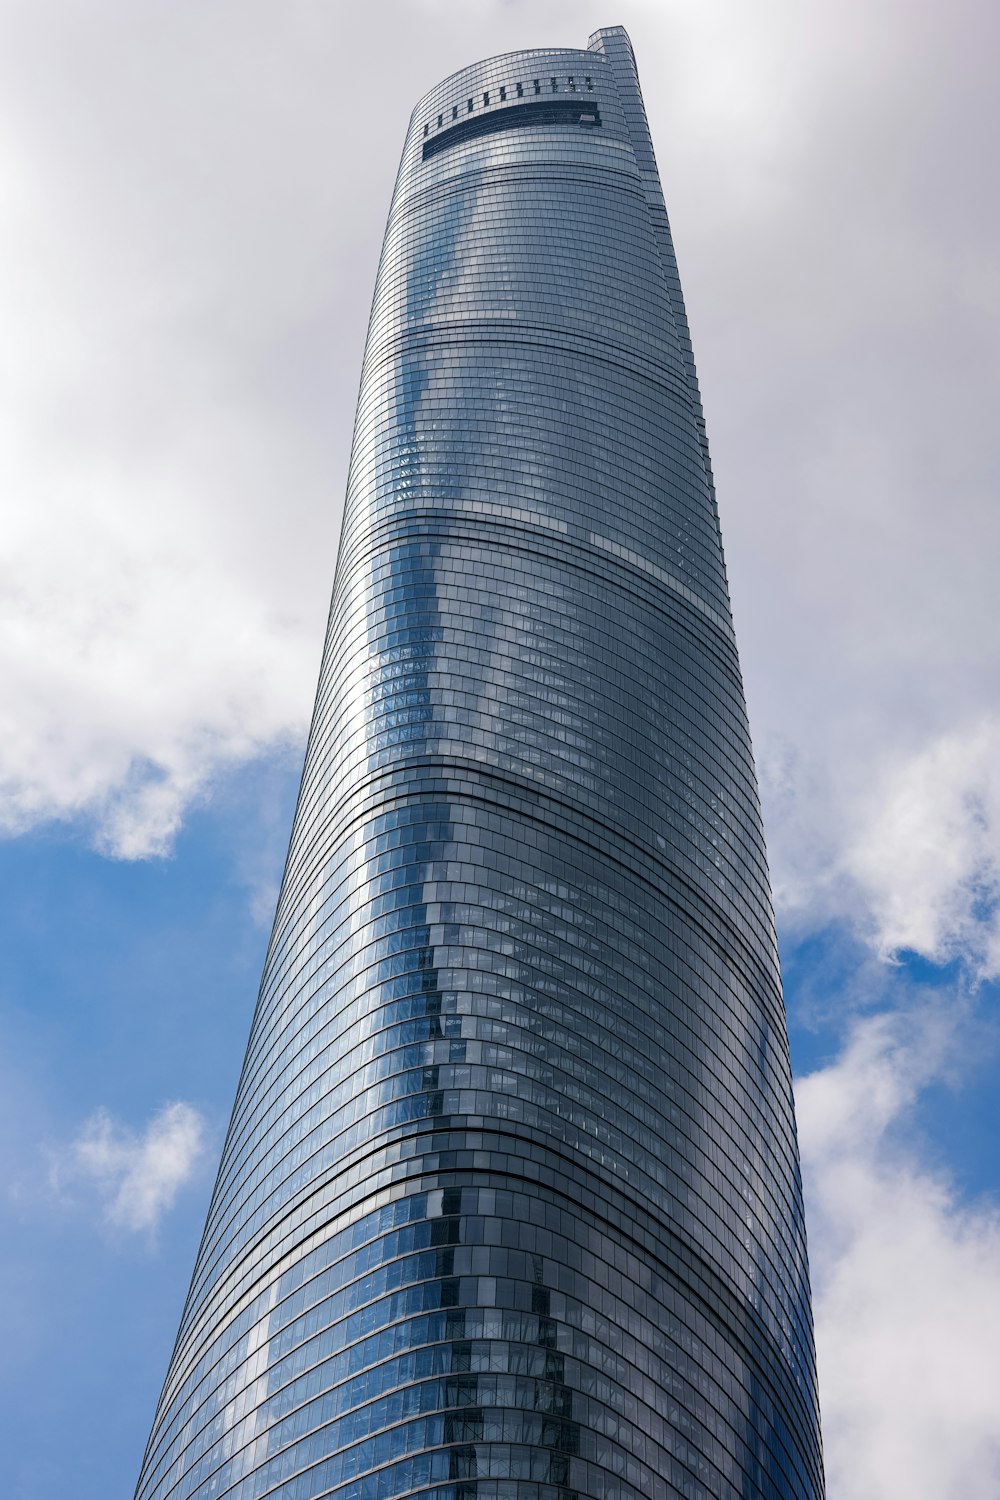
[136,26,824,1500]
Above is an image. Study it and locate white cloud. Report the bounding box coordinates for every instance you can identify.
[0,479,318,856]
[845,721,1000,976]
[0,0,371,857]
[61,1101,206,1233]
[760,720,1000,977]
[797,1010,1000,1499]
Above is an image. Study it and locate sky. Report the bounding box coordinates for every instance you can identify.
[1,1,998,1495]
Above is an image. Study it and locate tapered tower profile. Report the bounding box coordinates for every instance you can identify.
[136,27,824,1500]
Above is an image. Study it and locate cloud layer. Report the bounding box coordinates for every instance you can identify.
[656,0,1000,971]
[0,1,361,855]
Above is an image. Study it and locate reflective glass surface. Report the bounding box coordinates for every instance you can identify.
[135,26,824,1500]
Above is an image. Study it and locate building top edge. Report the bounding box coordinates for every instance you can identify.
[588,24,635,53]
[408,31,627,119]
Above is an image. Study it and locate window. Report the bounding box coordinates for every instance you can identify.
[551,77,558,91]
[516,82,523,97]
[483,92,489,105]
[499,86,506,101]
[533,79,540,94]
[467,98,473,112]
[422,99,603,161]
[437,114,443,127]
[423,123,429,136]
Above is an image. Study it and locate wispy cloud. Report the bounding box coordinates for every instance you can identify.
[797,1008,1000,1499]
[57,1102,207,1233]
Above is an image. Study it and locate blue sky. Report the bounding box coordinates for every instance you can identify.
[1,2,998,1497]
[0,761,297,1497]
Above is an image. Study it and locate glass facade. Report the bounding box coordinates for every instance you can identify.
[136,27,824,1500]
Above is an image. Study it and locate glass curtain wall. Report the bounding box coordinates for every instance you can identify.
[135,26,824,1500]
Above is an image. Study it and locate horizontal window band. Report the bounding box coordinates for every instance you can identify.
[423,100,602,161]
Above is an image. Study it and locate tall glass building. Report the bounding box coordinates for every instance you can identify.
[136,26,824,1500]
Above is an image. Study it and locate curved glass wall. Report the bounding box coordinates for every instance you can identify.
[136,26,824,1500]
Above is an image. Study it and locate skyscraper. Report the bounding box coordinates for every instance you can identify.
[136,25,823,1500]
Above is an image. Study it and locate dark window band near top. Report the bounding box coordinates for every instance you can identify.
[423,98,602,161]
